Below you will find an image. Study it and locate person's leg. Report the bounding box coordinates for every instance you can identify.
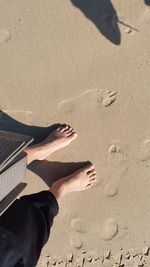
[0,164,96,267]
[24,124,77,164]
[0,190,59,267]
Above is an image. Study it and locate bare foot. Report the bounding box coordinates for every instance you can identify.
[25,124,77,164]
[50,164,97,203]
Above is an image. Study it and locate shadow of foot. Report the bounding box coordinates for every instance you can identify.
[0,110,60,145]
[70,0,121,45]
[144,0,150,5]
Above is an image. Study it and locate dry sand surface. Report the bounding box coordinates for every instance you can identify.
[0,0,150,266]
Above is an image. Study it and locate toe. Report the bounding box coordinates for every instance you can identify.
[88,169,96,176]
[108,90,117,97]
[65,128,74,135]
[56,127,61,132]
[66,129,75,136]
[82,164,94,173]
[87,167,95,174]
[89,173,97,179]
[63,125,72,131]
[67,132,77,139]
[60,125,69,132]
[89,175,97,181]
[85,182,94,190]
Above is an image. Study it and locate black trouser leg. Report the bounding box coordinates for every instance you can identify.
[0,191,59,267]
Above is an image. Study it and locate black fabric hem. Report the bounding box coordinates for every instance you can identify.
[20,190,59,217]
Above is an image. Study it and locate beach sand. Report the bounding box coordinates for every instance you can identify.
[0,0,150,266]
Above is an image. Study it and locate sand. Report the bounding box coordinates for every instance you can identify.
[0,0,150,266]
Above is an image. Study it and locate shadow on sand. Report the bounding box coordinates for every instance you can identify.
[144,0,150,5]
[0,110,89,186]
[70,0,121,45]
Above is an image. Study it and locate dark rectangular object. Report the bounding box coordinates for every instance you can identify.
[0,130,33,213]
[0,130,33,172]
[0,182,27,215]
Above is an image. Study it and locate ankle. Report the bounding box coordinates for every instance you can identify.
[24,147,34,164]
[50,181,67,203]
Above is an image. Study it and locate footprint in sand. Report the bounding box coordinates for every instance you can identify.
[58,89,117,113]
[140,139,150,161]
[101,219,118,241]
[100,90,117,107]
[69,233,83,249]
[57,90,93,113]
[104,182,118,197]
[0,29,11,43]
[108,141,128,164]
[71,218,87,233]
[100,163,128,200]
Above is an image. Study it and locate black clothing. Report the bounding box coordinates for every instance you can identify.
[0,191,59,267]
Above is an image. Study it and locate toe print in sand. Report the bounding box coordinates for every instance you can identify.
[108,140,128,164]
[100,90,117,107]
[0,19,23,45]
[0,29,11,43]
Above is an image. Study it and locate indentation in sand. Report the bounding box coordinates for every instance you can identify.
[104,182,118,197]
[0,29,11,43]
[56,262,66,267]
[140,139,150,161]
[109,144,121,153]
[71,218,87,233]
[101,219,118,241]
[69,234,83,249]
[58,89,117,114]
[57,90,93,113]
[117,224,130,239]
[101,90,117,107]
[108,141,128,164]
[98,157,128,199]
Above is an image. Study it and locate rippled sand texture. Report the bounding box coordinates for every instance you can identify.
[0,0,150,266]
